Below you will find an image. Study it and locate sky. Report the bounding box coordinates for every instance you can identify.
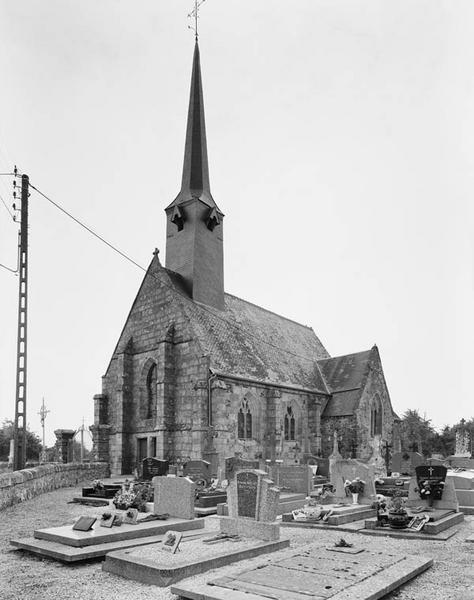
[0,0,473,448]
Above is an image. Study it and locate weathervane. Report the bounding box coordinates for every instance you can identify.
[188,0,206,41]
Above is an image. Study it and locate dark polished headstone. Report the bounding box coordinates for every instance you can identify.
[236,471,258,518]
[142,458,169,480]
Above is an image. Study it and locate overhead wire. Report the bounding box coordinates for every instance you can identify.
[29,182,321,366]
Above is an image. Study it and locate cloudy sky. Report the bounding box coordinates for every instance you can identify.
[0,0,472,447]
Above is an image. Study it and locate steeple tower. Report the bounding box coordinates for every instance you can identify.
[165,42,225,311]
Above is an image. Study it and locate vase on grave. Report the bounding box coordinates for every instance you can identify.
[351,493,359,504]
[388,509,409,529]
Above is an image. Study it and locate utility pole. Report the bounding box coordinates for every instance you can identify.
[38,398,50,464]
[13,173,29,471]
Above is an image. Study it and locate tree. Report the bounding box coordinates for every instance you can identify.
[399,409,436,456]
[0,419,42,461]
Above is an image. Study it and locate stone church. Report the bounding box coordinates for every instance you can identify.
[91,42,396,475]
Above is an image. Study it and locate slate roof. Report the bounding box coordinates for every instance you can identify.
[317,349,374,417]
[174,282,330,391]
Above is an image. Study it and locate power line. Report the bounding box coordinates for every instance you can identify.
[0,192,14,219]
[29,182,323,368]
[29,183,147,274]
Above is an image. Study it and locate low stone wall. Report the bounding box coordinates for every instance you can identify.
[0,462,110,511]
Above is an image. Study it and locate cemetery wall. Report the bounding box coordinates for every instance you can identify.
[0,462,109,510]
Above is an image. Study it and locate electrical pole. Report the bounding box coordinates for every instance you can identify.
[13,173,29,471]
[38,398,50,464]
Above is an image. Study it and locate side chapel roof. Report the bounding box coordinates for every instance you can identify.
[317,348,376,416]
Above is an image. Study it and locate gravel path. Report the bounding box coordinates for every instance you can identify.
[1,485,473,600]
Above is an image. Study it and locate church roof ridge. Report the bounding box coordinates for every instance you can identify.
[317,348,373,363]
[223,291,316,332]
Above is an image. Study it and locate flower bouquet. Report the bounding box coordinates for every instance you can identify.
[344,477,365,503]
[415,479,445,506]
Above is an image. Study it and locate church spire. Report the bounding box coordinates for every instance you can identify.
[171,41,216,208]
[165,42,225,311]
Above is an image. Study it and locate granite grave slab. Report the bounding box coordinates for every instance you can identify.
[171,542,433,600]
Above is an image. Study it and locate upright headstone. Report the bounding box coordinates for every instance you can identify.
[455,422,471,457]
[391,451,424,476]
[406,465,458,511]
[330,459,376,504]
[225,456,259,481]
[142,458,169,480]
[220,469,280,541]
[183,460,211,486]
[267,464,313,495]
[153,476,196,520]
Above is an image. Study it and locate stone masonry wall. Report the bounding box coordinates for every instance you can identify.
[98,257,211,473]
[355,365,394,460]
[0,462,109,511]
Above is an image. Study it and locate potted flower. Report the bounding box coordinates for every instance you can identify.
[387,491,410,529]
[344,477,365,504]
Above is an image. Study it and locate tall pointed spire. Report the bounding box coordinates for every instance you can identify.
[171,41,216,208]
[165,41,225,311]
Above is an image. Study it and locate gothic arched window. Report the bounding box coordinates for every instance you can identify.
[146,363,157,419]
[370,396,382,437]
[238,400,252,439]
[284,406,296,441]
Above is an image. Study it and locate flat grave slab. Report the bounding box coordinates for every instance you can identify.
[365,510,463,537]
[281,503,376,527]
[10,528,209,563]
[103,537,290,586]
[171,542,433,600]
[34,517,204,547]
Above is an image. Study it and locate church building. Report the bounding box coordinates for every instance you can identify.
[91,42,396,475]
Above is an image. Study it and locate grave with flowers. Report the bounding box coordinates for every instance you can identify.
[281,459,377,527]
[363,464,464,539]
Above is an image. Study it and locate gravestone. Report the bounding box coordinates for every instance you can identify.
[153,476,196,520]
[183,460,211,486]
[142,458,169,480]
[225,456,259,480]
[330,459,376,504]
[220,469,280,541]
[391,451,424,475]
[406,465,458,511]
[267,464,313,495]
[455,423,471,457]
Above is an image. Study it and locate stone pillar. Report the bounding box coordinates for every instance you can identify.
[90,424,111,462]
[307,396,322,457]
[392,418,402,453]
[54,429,75,463]
[263,388,281,462]
[155,325,175,461]
[94,393,108,424]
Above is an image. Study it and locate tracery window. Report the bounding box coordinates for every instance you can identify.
[284,406,296,441]
[238,399,252,439]
[146,363,157,419]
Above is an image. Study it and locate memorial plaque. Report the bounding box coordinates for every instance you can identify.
[72,516,96,531]
[236,471,258,518]
[142,458,169,480]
